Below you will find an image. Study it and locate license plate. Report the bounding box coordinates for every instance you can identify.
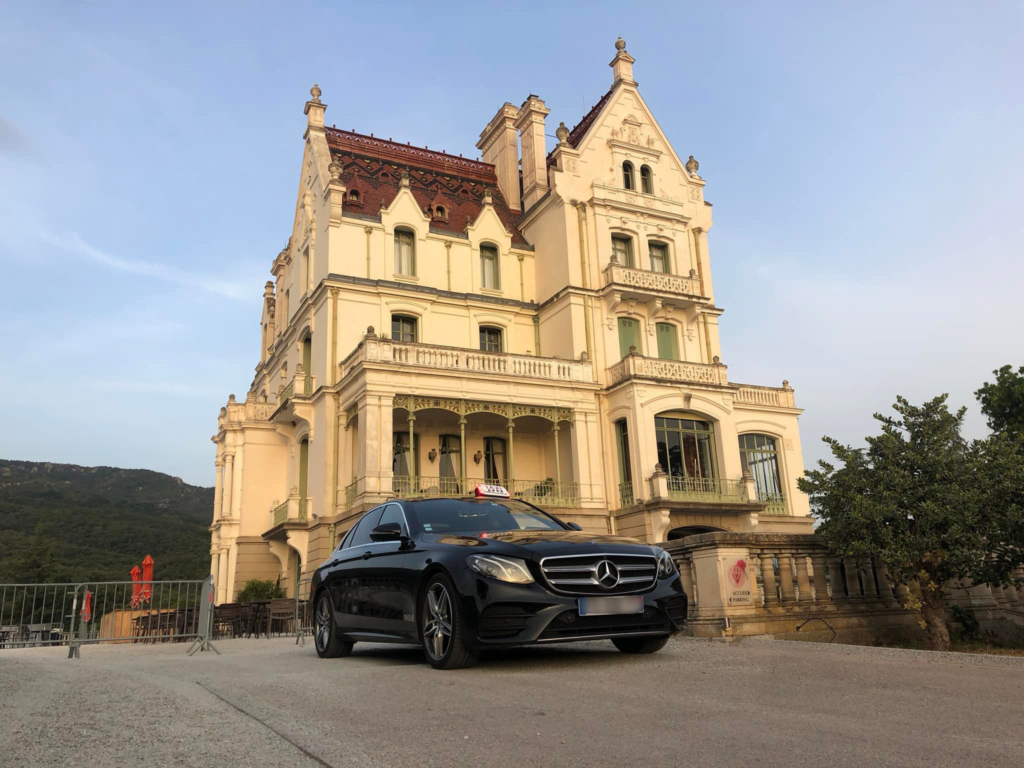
[578,596,644,616]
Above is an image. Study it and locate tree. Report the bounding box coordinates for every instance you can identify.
[798,395,1024,650]
[976,364,1024,440]
[236,579,283,603]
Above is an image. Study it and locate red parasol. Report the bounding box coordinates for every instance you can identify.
[140,555,154,602]
[81,590,92,623]
[130,565,142,608]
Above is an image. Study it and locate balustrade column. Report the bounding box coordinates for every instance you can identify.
[552,424,561,484]
[810,554,830,603]
[894,583,911,608]
[795,554,813,604]
[874,562,899,607]
[843,559,863,601]
[777,553,797,603]
[862,559,880,602]
[827,556,846,600]
[759,553,779,605]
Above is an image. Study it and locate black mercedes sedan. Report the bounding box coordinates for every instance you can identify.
[310,485,687,669]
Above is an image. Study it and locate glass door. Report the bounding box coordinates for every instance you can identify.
[439,434,461,495]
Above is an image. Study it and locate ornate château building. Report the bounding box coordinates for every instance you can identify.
[209,39,812,603]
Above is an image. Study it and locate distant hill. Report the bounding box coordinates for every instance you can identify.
[0,459,214,583]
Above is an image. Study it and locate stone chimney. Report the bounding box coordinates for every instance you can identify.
[514,95,550,210]
[477,103,521,211]
[610,37,635,86]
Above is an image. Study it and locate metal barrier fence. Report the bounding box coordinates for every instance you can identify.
[295,578,313,646]
[0,578,217,657]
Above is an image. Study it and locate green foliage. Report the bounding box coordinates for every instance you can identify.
[0,460,213,583]
[798,395,1024,649]
[950,604,981,644]
[976,364,1024,440]
[236,579,282,603]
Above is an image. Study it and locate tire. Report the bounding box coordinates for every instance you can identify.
[419,573,478,670]
[313,593,354,659]
[612,634,671,655]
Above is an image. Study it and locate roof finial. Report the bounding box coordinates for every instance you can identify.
[686,155,701,179]
[310,83,322,103]
[615,36,626,52]
[555,121,570,145]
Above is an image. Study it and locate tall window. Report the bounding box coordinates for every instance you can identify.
[655,323,679,360]
[649,242,669,273]
[301,247,310,292]
[439,434,461,493]
[623,161,635,190]
[392,315,417,343]
[655,415,718,484]
[480,245,500,289]
[298,437,309,500]
[611,235,634,267]
[479,326,503,352]
[484,437,506,483]
[615,419,633,505]
[394,228,415,275]
[739,434,785,509]
[301,335,312,395]
[640,165,653,194]
[393,432,419,491]
[618,317,641,359]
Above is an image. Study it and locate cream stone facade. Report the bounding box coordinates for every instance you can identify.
[209,39,813,604]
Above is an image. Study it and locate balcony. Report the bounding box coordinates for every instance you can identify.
[393,476,581,508]
[603,262,706,302]
[734,382,797,409]
[667,476,746,503]
[270,495,309,527]
[341,335,595,384]
[608,354,728,388]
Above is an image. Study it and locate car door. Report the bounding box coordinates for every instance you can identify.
[330,506,384,634]
[358,503,415,639]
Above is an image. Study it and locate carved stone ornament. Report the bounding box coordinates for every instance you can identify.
[615,36,627,52]
[685,155,700,178]
[555,121,570,145]
[564,157,578,172]
[328,157,343,182]
[309,83,322,103]
[688,186,701,202]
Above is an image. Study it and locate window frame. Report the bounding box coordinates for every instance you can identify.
[346,506,386,549]
[648,241,670,274]
[480,244,500,290]
[483,436,507,484]
[394,227,416,276]
[391,314,418,343]
[617,317,642,359]
[655,413,720,482]
[640,165,653,194]
[655,322,679,361]
[479,326,504,353]
[611,235,634,267]
[738,433,785,502]
[623,161,635,190]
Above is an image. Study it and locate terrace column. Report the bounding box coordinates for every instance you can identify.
[408,412,416,481]
[212,459,224,521]
[552,423,561,484]
[507,419,515,483]
[459,417,467,490]
[222,454,234,520]
[217,549,229,604]
[759,553,779,606]
[210,552,219,581]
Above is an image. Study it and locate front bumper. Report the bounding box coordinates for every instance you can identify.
[451,568,688,650]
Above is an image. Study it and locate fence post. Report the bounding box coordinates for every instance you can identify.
[66,586,81,660]
[187,577,219,656]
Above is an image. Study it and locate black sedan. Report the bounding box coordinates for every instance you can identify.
[310,487,687,669]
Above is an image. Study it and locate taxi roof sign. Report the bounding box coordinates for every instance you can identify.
[474,483,510,499]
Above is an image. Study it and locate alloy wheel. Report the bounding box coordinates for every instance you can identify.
[315,596,331,653]
[423,583,453,660]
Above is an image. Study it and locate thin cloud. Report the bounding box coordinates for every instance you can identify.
[41,231,250,300]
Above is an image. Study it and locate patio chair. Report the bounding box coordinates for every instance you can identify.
[214,603,243,639]
[267,598,295,637]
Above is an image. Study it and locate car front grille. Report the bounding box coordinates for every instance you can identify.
[539,553,658,596]
[538,607,669,641]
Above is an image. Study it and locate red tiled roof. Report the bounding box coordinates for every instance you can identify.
[325,128,528,245]
[546,87,614,167]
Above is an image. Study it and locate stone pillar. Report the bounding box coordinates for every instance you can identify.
[760,553,779,606]
[212,459,224,521]
[861,559,880,603]
[843,559,863,601]
[507,419,515,483]
[795,555,813,604]
[677,557,695,604]
[210,552,219,581]
[810,554,830,604]
[690,545,757,617]
[408,412,416,482]
[552,424,561,484]
[217,550,229,605]
[459,417,467,490]
[514,95,550,210]
[649,464,669,502]
[827,556,846,600]
[222,454,234,520]
[777,553,796,604]
[874,562,899,607]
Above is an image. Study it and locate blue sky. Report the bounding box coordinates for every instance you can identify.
[1,1,1021,486]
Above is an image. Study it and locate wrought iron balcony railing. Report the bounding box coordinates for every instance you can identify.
[391,476,580,508]
[666,476,746,503]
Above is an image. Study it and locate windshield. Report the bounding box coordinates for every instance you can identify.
[406,499,565,534]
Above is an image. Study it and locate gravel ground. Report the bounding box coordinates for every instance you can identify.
[1,636,1022,768]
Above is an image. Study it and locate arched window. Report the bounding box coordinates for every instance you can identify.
[640,165,653,194]
[623,162,635,190]
[739,434,786,513]
[394,228,415,276]
[348,189,360,202]
[655,413,720,495]
[615,419,633,506]
[480,244,500,289]
[435,205,445,218]
[479,326,503,352]
[391,314,417,343]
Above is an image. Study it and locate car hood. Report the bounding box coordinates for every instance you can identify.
[423,529,657,560]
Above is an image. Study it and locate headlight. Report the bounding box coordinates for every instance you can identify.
[467,554,535,584]
[656,549,677,578]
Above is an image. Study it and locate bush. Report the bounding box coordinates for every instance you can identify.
[236,579,283,603]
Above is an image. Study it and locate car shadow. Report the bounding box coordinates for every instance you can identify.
[347,640,630,670]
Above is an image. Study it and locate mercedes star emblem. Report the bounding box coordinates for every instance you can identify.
[596,560,620,588]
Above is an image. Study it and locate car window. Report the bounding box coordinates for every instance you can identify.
[378,504,407,535]
[348,507,385,548]
[338,524,357,551]
[406,499,564,534]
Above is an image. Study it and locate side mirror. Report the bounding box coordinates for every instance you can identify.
[566,522,583,531]
[370,522,404,542]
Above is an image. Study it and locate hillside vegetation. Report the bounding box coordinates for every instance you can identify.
[0,459,213,583]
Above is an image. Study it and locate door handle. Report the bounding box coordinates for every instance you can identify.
[361,551,372,560]
[327,560,340,568]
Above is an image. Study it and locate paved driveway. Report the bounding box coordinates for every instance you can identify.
[1,637,1022,767]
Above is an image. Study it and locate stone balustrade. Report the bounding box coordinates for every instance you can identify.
[734,382,797,409]
[608,354,728,387]
[603,262,704,298]
[340,335,595,384]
